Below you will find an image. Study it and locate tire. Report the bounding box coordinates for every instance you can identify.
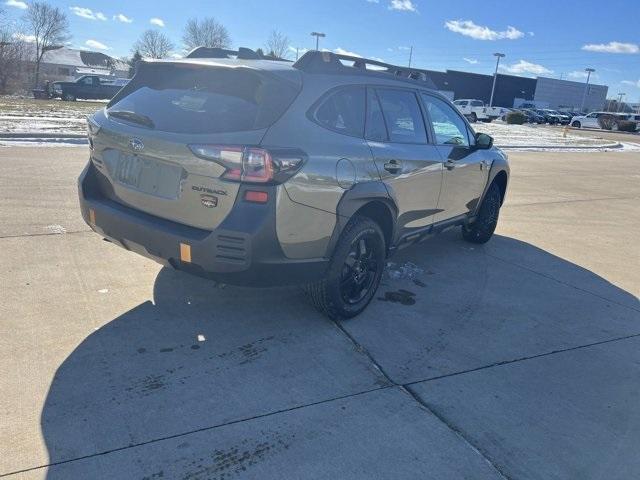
[469,112,478,123]
[63,93,76,101]
[612,123,619,131]
[572,121,581,128]
[462,182,501,244]
[306,216,385,320]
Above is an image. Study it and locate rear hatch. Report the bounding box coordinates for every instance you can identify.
[89,60,301,230]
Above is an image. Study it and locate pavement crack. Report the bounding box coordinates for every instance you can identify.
[0,386,390,478]
[486,253,640,313]
[0,229,90,240]
[402,385,512,480]
[405,332,640,385]
[504,195,639,209]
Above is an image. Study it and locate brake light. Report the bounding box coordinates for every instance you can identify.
[189,144,304,184]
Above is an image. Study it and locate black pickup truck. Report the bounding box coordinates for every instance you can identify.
[50,75,128,101]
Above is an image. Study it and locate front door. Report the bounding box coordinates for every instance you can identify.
[419,93,489,221]
[366,87,443,235]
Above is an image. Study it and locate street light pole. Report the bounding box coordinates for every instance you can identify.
[489,53,505,107]
[580,68,595,112]
[617,93,625,112]
[310,32,326,51]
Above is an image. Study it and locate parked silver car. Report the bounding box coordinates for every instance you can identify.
[78,48,510,319]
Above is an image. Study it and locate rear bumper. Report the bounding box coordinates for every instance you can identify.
[78,162,328,287]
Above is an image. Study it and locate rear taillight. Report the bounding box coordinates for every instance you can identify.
[188,144,305,184]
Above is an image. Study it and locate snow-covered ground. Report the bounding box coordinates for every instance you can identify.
[1,96,639,150]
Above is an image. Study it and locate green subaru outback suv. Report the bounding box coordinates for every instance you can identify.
[78,47,509,319]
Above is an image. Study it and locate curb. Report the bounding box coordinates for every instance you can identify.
[0,132,86,139]
[500,142,622,150]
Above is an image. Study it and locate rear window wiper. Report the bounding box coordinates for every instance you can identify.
[108,110,155,129]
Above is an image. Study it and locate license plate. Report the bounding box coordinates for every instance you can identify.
[115,153,181,199]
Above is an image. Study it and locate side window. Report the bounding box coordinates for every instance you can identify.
[314,86,365,137]
[421,94,470,147]
[376,89,427,144]
[365,88,387,142]
[80,77,92,85]
[471,100,484,107]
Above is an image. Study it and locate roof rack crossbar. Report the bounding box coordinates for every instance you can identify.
[292,51,436,88]
[185,46,291,62]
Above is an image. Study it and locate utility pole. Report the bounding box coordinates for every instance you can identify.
[580,68,595,112]
[310,32,326,51]
[408,46,413,68]
[296,47,299,61]
[489,53,505,107]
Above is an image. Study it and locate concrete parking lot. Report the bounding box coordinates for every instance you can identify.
[1,146,639,479]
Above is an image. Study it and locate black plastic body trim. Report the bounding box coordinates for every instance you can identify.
[78,162,327,287]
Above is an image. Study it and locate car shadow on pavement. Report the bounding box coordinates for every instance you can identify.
[39,233,640,477]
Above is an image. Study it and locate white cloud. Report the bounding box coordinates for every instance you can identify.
[12,32,36,42]
[113,13,133,23]
[5,0,27,10]
[445,20,524,41]
[567,70,599,80]
[500,60,552,76]
[150,17,165,27]
[85,39,109,50]
[463,57,478,64]
[70,6,107,21]
[398,46,411,50]
[288,46,309,57]
[389,0,417,12]
[582,41,639,54]
[334,47,362,57]
[621,79,640,88]
[366,0,379,3]
[528,31,535,37]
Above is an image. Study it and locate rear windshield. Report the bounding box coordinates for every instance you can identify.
[107,64,300,134]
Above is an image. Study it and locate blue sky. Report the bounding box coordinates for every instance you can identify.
[4,0,640,101]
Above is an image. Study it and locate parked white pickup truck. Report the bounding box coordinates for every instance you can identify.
[452,99,507,123]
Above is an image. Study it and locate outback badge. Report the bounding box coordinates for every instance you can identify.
[200,194,218,208]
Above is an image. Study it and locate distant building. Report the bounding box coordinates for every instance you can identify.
[421,68,608,112]
[37,47,129,83]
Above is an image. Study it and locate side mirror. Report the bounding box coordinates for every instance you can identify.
[475,132,493,150]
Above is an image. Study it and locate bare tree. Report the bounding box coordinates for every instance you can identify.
[133,30,174,59]
[0,8,29,93]
[266,30,289,59]
[23,1,70,88]
[182,17,230,51]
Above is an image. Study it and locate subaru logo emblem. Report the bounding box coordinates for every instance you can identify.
[129,138,144,152]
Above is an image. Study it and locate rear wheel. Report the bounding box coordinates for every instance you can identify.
[63,93,76,101]
[462,182,501,244]
[572,121,581,128]
[306,216,385,320]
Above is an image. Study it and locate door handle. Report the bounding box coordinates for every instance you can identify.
[444,159,456,170]
[383,160,402,174]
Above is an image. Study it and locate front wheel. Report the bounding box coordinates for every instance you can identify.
[469,112,478,123]
[462,182,501,244]
[63,93,76,101]
[306,216,385,320]
[572,121,581,128]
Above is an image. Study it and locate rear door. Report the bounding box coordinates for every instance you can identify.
[90,62,301,230]
[366,87,443,233]
[419,93,489,221]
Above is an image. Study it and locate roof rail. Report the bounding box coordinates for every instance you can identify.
[185,46,292,62]
[292,51,436,89]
